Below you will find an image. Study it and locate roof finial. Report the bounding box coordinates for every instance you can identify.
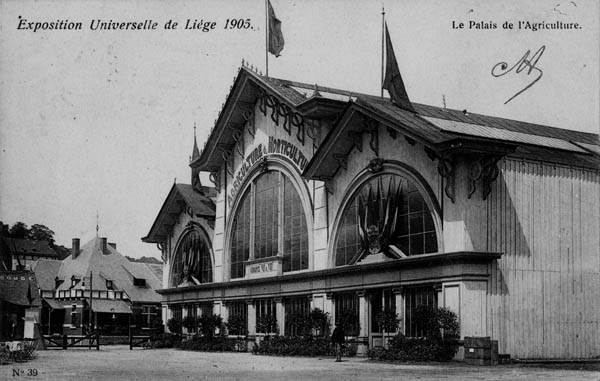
[442,94,447,109]
[96,211,99,237]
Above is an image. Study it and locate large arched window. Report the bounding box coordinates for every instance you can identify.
[335,173,438,266]
[230,170,308,279]
[170,229,212,287]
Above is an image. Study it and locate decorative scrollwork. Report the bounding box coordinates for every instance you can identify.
[209,170,221,193]
[363,117,379,156]
[221,148,234,177]
[231,128,244,158]
[257,88,306,146]
[481,155,502,200]
[333,153,347,171]
[347,131,363,152]
[436,156,456,203]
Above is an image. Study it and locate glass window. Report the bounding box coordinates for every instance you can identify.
[370,289,396,333]
[335,174,438,266]
[284,296,310,336]
[227,301,248,336]
[171,229,213,287]
[230,170,308,279]
[405,286,438,338]
[334,293,359,336]
[255,298,276,334]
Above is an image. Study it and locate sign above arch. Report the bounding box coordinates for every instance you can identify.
[227,138,309,205]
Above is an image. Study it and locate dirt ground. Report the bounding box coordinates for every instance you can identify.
[2,345,599,381]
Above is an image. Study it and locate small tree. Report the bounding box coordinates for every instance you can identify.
[337,309,359,336]
[226,314,247,336]
[199,314,223,338]
[256,315,278,335]
[182,315,198,334]
[308,308,330,337]
[166,317,182,334]
[375,309,399,347]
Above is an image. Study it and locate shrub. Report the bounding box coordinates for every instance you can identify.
[256,315,278,334]
[367,306,460,362]
[178,336,246,352]
[149,333,181,349]
[308,308,330,337]
[166,317,182,334]
[255,336,333,357]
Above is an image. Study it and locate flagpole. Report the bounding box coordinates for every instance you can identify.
[381,6,385,98]
[265,0,269,76]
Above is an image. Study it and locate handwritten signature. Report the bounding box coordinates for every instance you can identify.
[491,45,545,104]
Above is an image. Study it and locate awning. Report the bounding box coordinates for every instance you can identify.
[43,298,65,310]
[90,299,132,314]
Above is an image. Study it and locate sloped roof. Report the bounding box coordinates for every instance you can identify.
[51,237,161,304]
[193,67,599,177]
[0,270,41,307]
[142,183,216,244]
[2,238,57,258]
[30,259,61,290]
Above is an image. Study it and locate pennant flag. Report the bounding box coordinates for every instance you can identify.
[382,23,415,112]
[268,0,284,57]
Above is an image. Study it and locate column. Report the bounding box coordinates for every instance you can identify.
[246,300,256,336]
[214,301,224,335]
[393,288,404,335]
[275,297,285,335]
[356,291,369,355]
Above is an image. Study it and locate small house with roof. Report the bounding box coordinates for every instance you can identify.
[31,236,162,336]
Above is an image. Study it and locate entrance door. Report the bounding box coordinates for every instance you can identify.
[369,289,396,348]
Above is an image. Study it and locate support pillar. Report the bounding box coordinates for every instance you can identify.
[275,297,285,336]
[393,288,404,335]
[357,290,369,355]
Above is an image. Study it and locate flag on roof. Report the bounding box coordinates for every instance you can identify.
[268,0,284,57]
[382,23,415,113]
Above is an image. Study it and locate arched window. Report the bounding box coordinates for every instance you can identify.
[230,170,308,279]
[171,229,212,287]
[335,173,438,266]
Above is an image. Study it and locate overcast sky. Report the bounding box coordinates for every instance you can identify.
[0,0,598,260]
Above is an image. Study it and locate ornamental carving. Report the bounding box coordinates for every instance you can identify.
[257,89,306,146]
[368,158,385,173]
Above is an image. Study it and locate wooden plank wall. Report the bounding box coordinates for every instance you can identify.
[486,158,600,359]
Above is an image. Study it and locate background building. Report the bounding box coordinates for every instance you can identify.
[144,65,599,359]
[32,236,162,336]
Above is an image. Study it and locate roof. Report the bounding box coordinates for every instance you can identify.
[30,259,62,290]
[91,299,132,314]
[0,270,41,307]
[45,237,161,304]
[2,238,57,258]
[193,66,599,177]
[142,183,216,244]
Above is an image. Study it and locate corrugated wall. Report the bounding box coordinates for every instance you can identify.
[486,158,600,359]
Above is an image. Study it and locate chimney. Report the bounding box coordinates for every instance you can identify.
[108,242,117,250]
[72,238,80,259]
[100,237,108,254]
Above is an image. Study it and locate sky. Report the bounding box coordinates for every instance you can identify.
[0,0,598,260]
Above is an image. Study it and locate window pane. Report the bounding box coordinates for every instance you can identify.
[335,174,437,265]
[254,172,279,259]
[282,175,308,272]
[231,188,251,279]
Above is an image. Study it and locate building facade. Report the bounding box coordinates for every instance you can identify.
[144,65,600,359]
